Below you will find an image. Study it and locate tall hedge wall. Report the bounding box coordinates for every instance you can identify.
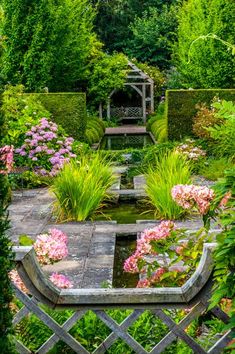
[26,93,87,141]
[166,89,235,140]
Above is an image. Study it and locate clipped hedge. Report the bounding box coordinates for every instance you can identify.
[26,93,87,141]
[166,89,235,140]
[85,117,105,145]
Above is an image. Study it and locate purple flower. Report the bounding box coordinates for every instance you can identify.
[46,149,55,155]
[32,157,38,161]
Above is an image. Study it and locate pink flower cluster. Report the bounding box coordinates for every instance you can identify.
[49,273,73,289]
[0,145,14,174]
[9,269,28,293]
[124,221,176,274]
[10,228,73,293]
[137,268,165,288]
[15,118,76,176]
[171,184,215,215]
[176,139,206,161]
[34,228,68,265]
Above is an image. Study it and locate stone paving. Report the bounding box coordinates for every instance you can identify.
[8,172,218,289]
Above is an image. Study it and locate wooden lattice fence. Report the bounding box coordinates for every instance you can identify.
[12,244,233,354]
[110,107,143,119]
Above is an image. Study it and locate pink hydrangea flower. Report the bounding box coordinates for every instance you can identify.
[34,229,68,265]
[49,273,73,289]
[137,279,151,288]
[171,185,215,215]
[124,221,176,274]
[9,270,28,293]
[0,145,14,174]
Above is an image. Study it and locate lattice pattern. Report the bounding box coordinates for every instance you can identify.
[13,284,232,354]
[110,107,143,118]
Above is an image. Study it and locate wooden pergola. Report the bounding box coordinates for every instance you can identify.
[99,61,154,124]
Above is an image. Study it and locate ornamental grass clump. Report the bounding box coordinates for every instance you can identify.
[145,150,192,219]
[51,154,115,221]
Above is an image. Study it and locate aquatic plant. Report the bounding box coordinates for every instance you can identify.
[51,154,115,221]
[145,150,192,219]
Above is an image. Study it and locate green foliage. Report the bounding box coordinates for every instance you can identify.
[0,105,16,352]
[210,168,235,341]
[85,117,105,145]
[173,0,235,88]
[151,119,167,143]
[1,0,101,91]
[145,150,192,219]
[1,85,50,149]
[32,93,87,141]
[88,53,128,105]
[146,103,167,142]
[206,100,235,159]
[94,0,177,68]
[127,4,178,69]
[166,89,235,140]
[199,158,234,181]
[51,155,115,221]
[132,60,165,101]
[192,103,224,140]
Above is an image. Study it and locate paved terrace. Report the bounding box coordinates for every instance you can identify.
[8,185,219,290]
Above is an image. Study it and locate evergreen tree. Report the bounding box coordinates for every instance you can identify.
[173,0,235,88]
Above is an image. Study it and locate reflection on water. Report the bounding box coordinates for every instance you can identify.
[113,235,138,288]
[100,134,154,150]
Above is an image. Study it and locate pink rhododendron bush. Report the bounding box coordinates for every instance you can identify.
[124,184,232,288]
[10,228,73,292]
[15,118,77,176]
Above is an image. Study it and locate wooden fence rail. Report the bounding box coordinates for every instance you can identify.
[12,243,232,354]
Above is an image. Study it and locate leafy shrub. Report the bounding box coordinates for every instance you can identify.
[51,155,115,221]
[199,157,234,181]
[85,117,105,145]
[206,100,235,158]
[142,142,176,169]
[147,102,167,142]
[192,103,223,140]
[15,118,77,176]
[0,121,16,352]
[210,168,235,342]
[1,85,50,149]
[35,93,87,141]
[124,220,207,288]
[145,150,192,219]
[151,119,167,143]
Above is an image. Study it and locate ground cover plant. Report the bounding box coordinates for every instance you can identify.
[51,154,115,222]
[145,150,192,219]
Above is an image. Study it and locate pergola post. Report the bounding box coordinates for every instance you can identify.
[107,98,111,121]
[150,83,154,113]
[142,84,146,124]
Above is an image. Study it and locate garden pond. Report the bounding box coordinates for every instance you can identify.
[100,133,154,150]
